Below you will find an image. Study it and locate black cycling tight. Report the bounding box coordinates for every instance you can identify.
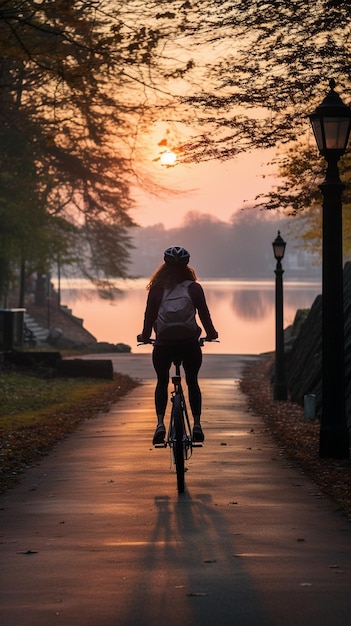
[152,341,202,417]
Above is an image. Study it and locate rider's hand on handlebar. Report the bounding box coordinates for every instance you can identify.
[137,334,154,344]
[205,332,219,341]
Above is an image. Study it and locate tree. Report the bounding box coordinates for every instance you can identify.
[157,1,351,261]
[0,1,197,300]
[175,1,351,161]
[254,142,351,259]
[3,0,350,302]
[129,209,304,278]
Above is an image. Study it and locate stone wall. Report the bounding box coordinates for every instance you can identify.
[286,261,351,427]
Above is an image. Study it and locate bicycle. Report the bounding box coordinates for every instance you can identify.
[138,338,216,493]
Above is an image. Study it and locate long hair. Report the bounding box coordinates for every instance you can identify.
[147,263,197,290]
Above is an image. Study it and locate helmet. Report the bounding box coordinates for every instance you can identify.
[164,246,190,265]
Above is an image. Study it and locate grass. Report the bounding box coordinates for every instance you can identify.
[0,373,103,428]
[0,369,139,493]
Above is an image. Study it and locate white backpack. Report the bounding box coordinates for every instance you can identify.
[155,280,200,340]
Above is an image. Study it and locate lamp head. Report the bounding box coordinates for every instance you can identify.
[309,79,351,158]
[272,231,286,261]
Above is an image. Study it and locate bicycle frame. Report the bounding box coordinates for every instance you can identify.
[169,358,192,446]
[160,357,203,492]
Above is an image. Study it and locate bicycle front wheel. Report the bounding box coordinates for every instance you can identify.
[171,394,185,493]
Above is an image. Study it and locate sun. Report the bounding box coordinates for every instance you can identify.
[160,149,177,166]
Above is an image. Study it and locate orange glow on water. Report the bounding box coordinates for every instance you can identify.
[56,279,321,355]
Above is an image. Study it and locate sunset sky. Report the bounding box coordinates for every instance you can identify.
[132,147,278,229]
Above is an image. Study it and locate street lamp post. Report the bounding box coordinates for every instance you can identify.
[272,231,287,401]
[309,79,351,459]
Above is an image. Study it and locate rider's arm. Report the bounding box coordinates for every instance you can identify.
[139,286,163,342]
[189,282,218,340]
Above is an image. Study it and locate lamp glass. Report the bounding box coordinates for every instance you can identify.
[273,244,285,260]
[272,232,286,261]
[324,117,351,151]
[311,116,351,152]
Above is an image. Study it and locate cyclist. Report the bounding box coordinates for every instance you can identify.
[137,246,218,445]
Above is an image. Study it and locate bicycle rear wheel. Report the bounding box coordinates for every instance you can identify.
[171,394,185,493]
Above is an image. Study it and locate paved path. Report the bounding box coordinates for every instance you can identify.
[1,355,351,625]
[75,352,259,380]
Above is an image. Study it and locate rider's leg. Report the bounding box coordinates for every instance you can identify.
[152,345,172,418]
[152,345,172,442]
[182,342,203,428]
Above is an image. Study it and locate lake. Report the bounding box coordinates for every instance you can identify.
[55,278,321,355]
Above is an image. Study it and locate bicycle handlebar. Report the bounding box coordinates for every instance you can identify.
[198,337,220,346]
[137,338,219,346]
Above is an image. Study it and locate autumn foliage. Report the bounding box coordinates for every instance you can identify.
[240,355,351,519]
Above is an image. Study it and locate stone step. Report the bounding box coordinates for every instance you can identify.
[24,313,49,345]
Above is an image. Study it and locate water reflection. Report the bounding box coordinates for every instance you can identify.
[232,290,273,321]
[203,286,273,321]
[58,279,321,355]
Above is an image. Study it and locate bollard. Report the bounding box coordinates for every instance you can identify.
[304,394,316,421]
